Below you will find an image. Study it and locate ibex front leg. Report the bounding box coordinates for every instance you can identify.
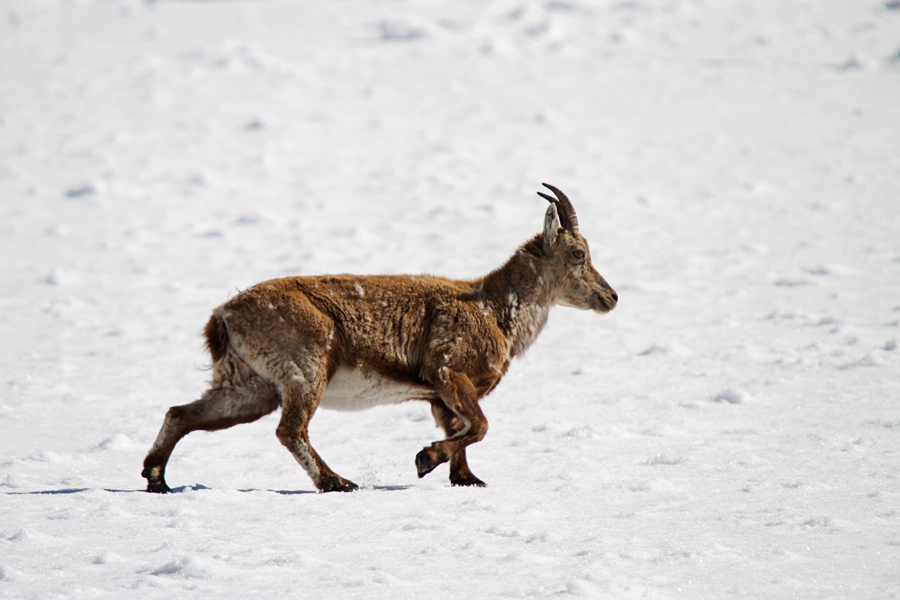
[416,370,488,485]
[430,400,486,487]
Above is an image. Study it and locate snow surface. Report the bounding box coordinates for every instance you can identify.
[2,0,900,598]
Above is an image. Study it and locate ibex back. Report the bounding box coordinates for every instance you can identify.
[142,184,617,492]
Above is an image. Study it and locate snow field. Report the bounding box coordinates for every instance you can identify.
[2,0,900,598]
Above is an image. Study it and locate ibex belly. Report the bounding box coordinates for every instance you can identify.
[320,368,437,411]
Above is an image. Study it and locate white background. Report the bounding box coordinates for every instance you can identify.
[1,0,899,597]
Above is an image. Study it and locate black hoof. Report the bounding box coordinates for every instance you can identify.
[142,466,171,493]
[415,448,438,479]
[146,481,172,494]
[450,473,487,487]
[320,477,358,493]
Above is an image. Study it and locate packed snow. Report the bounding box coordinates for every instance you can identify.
[2,0,899,598]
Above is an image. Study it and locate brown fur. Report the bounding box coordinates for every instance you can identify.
[141,185,617,493]
[204,312,229,363]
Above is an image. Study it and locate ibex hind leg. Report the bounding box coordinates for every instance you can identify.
[141,374,280,493]
[274,372,358,493]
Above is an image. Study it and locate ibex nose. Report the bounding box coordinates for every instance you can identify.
[611,291,618,303]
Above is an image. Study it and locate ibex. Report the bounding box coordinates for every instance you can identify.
[142,184,617,493]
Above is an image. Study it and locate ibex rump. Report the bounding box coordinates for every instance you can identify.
[142,184,617,492]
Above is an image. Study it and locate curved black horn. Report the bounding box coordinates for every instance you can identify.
[537,183,579,233]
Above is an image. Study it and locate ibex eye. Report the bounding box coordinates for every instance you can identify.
[573,250,585,259]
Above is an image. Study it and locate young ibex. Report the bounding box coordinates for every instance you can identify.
[142,184,617,492]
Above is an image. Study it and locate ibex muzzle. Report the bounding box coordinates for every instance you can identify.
[142,184,617,492]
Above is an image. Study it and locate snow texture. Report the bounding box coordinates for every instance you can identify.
[2,0,899,598]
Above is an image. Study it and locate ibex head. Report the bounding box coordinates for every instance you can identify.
[538,183,618,314]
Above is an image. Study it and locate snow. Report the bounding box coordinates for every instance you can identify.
[1,0,899,597]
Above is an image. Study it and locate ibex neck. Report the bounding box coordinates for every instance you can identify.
[481,249,553,358]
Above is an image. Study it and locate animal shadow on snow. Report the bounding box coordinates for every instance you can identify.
[3,484,413,495]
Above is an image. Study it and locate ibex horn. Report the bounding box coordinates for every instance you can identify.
[537,183,579,233]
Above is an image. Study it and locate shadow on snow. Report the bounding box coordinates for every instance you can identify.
[3,484,413,495]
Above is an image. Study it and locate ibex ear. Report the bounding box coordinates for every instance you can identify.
[543,202,561,250]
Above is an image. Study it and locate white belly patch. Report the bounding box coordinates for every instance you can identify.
[320,368,437,411]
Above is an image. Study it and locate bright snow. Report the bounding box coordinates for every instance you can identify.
[1,0,899,598]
